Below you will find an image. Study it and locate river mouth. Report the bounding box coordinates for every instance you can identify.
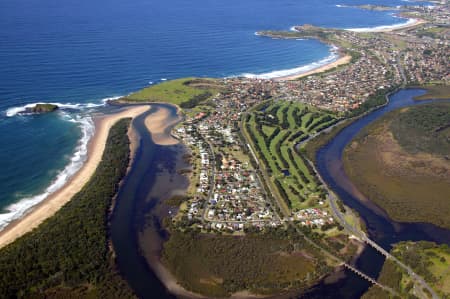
[111,90,450,299]
[110,104,185,299]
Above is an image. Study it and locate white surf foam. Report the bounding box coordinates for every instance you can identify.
[240,45,339,80]
[0,94,124,231]
[345,17,417,32]
[0,113,95,230]
[101,96,122,104]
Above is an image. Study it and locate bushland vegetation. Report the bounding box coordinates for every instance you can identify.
[344,103,450,229]
[162,227,330,297]
[0,119,135,298]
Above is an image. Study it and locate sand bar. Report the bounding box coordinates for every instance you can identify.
[144,106,181,145]
[0,105,150,249]
[276,54,352,81]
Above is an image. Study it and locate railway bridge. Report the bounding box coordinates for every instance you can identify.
[342,263,398,296]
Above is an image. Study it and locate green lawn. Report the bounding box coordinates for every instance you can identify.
[122,77,221,107]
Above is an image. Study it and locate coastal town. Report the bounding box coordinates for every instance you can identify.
[176,102,337,232]
[169,2,449,235]
[176,94,283,232]
[0,1,449,299]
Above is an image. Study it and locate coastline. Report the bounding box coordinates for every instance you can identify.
[346,18,426,33]
[275,54,352,81]
[0,105,150,249]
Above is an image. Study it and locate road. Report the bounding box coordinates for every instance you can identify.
[238,112,400,296]
[314,162,439,299]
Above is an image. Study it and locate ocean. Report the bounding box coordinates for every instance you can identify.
[0,0,431,229]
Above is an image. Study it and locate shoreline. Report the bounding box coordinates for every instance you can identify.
[0,105,150,249]
[346,18,426,33]
[275,54,352,81]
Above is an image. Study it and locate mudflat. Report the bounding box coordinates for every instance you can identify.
[343,103,450,229]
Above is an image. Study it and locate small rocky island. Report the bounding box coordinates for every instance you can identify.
[26,103,59,113]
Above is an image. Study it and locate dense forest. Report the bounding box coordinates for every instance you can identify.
[390,102,450,155]
[0,119,135,298]
[162,227,331,298]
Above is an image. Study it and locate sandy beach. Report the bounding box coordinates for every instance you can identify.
[347,18,426,33]
[276,54,352,81]
[145,106,182,145]
[378,18,426,32]
[0,105,150,249]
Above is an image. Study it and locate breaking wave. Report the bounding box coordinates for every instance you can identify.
[0,113,94,230]
[0,95,121,230]
[239,46,339,79]
[345,17,418,32]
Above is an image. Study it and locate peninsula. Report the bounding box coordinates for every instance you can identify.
[0,1,448,298]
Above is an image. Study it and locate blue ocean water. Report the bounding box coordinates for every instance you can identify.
[0,0,431,227]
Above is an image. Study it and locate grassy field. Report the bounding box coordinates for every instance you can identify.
[162,228,330,298]
[121,77,222,108]
[414,85,450,100]
[243,101,338,212]
[363,241,450,299]
[343,103,450,229]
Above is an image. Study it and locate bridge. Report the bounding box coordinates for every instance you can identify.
[342,263,398,295]
[237,111,439,298]
[328,192,439,299]
[302,157,439,299]
[327,191,439,299]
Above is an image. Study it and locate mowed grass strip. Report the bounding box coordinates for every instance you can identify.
[245,101,338,211]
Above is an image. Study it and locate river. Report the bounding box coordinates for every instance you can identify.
[111,89,450,299]
[305,88,450,298]
[111,104,185,299]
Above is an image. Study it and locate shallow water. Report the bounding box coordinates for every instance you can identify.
[112,91,450,299]
[0,0,431,226]
[111,104,187,299]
